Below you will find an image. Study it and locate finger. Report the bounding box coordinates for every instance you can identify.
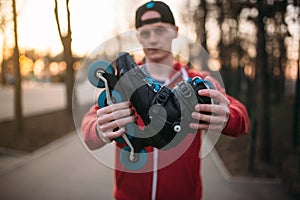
[198,89,230,105]
[97,108,135,124]
[102,127,125,140]
[189,122,225,132]
[191,112,227,125]
[194,104,230,116]
[97,101,131,115]
[98,115,137,132]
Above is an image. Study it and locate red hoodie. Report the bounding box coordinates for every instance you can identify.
[81,62,249,200]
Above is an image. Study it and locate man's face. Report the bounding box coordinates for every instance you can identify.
[137,10,178,63]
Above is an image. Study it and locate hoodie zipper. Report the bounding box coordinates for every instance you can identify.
[151,148,158,200]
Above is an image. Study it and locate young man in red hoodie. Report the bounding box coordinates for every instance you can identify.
[81,1,249,199]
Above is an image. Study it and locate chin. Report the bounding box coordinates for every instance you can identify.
[147,55,164,63]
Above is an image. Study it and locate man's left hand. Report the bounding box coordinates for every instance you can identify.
[189,76,230,132]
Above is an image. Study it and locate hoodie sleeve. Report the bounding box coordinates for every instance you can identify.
[81,105,104,150]
[222,95,249,137]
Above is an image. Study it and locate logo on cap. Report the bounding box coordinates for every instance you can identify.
[146,2,155,9]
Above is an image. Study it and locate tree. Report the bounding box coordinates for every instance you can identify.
[255,0,287,163]
[255,0,271,162]
[293,42,300,147]
[12,0,23,133]
[191,0,210,72]
[54,0,75,113]
[193,0,207,49]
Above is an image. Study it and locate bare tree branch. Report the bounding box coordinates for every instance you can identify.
[66,0,71,36]
[53,0,74,113]
[54,0,63,43]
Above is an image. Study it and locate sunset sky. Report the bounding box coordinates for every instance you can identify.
[1,0,197,57]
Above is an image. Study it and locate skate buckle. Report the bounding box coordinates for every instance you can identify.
[177,81,192,98]
[156,86,171,105]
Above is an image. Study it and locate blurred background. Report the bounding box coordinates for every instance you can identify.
[0,0,299,198]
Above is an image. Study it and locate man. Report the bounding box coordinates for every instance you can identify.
[81,1,249,199]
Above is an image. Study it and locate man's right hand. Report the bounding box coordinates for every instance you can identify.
[96,101,137,142]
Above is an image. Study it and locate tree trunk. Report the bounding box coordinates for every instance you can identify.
[12,0,23,133]
[63,36,75,113]
[193,0,209,71]
[54,0,75,114]
[255,0,271,163]
[292,38,300,148]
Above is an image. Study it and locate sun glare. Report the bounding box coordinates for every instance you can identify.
[33,59,45,76]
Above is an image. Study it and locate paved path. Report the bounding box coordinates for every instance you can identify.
[0,133,114,200]
[0,132,294,200]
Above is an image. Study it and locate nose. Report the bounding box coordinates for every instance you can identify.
[148,30,159,45]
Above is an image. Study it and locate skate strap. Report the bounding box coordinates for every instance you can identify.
[176,81,192,98]
[155,86,172,105]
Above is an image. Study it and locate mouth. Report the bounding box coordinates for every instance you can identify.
[146,47,160,50]
[145,48,162,53]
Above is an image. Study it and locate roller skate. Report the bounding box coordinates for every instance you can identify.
[88,52,214,170]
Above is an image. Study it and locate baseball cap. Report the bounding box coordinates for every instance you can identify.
[135,1,175,29]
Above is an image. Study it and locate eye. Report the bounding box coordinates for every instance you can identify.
[154,28,166,35]
[140,30,150,38]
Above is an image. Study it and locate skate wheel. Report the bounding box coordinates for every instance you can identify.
[98,90,123,108]
[114,135,133,144]
[114,136,125,143]
[120,146,147,170]
[88,60,115,88]
[125,123,135,138]
[191,77,204,86]
[204,80,214,89]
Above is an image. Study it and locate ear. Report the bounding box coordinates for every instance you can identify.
[171,25,179,39]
